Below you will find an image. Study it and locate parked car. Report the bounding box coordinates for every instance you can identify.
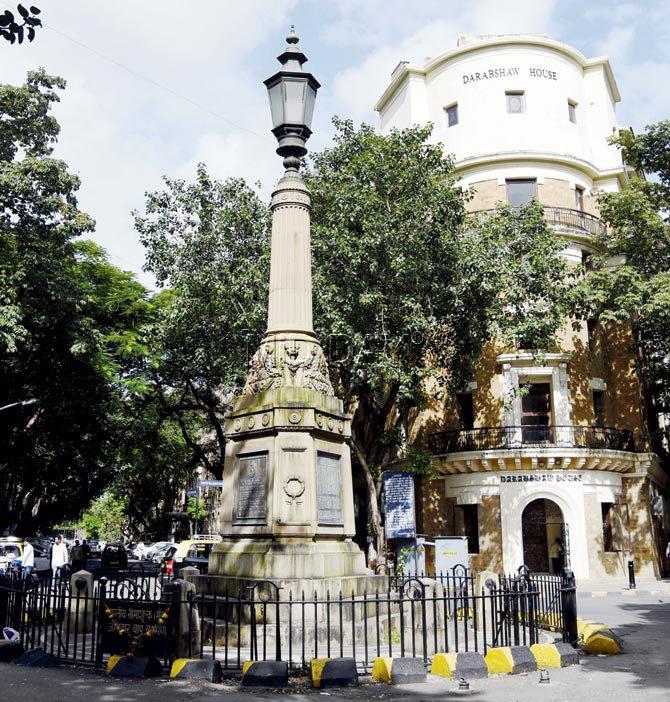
[181,542,215,574]
[149,542,176,564]
[100,542,128,569]
[86,540,102,557]
[0,539,22,574]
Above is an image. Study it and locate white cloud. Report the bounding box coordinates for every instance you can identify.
[332,0,557,122]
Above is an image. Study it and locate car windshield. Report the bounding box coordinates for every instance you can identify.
[1,545,19,557]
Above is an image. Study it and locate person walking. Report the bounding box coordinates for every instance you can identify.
[21,537,34,578]
[70,540,85,572]
[50,534,68,580]
[81,539,92,565]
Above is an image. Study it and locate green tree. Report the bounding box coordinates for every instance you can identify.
[137,120,571,550]
[81,492,127,541]
[575,122,670,428]
[308,120,571,546]
[0,71,158,533]
[135,164,270,476]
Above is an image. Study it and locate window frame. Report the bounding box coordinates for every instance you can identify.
[505,90,526,114]
[445,102,459,127]
[505,178,537,207]
[456,392,475,430]
[575,185,585,211]
[601,502,616,552]
[568,99,577,123]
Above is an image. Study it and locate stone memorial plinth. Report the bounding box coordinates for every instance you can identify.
[209,34,372,592]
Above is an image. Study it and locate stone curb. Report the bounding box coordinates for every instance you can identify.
[241,660,289,687]
[310,657,358,688]
[530,642,579,668]
[105,655,162,678]
[372,656,426,684]
[485,646,537,675]
[430,651,488,680]
[170,658,223,683]
[577,619,623,655]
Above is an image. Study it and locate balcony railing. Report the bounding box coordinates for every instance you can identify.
[468,206,607,238]
[425,425,636,455]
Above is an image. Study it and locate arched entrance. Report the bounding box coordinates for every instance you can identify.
[522,498,567,573]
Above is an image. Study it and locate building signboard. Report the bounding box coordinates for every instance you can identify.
[100,599,173,658]
[499,473,583,484]
[383,471,416,539]
[316,452,343,525]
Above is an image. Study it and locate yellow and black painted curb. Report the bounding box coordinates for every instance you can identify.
[371,656,426,684]
[530,643,580,669]
[484,646,537,675]
[310,657,358,688]
[106,655,162,678]
[170,658,223,683]
[241,660,289,687]
[430,651,488,680]
[577,619,622,655]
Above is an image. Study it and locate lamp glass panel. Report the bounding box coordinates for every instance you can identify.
[267,81,284,128]
[304,83,317,128]
[282,78,307,124]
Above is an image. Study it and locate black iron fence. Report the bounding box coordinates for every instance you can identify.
[0,568,574,672]
[468,206,607,237]
[426,425,636,455]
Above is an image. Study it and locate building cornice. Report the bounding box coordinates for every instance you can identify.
[374,35,621,113]
[452,151,626,184]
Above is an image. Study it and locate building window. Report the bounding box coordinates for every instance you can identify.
[575,186,584,211]
[568,99,577,123]
[593,390,606,427]
[457,504,480,553]
[445,103,458,127]
[456,392,474,430]
[506,90,525,114]
[601,502,615,552]
[506,179,537,207]
[520,382,552,443]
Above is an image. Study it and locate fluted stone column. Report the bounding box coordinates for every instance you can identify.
[266,174,313,336]
[208,30,368,592]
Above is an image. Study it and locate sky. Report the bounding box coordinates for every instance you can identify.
[1,0,669,287]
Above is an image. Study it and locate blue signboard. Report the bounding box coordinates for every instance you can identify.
[198,479,224,488]
[186,488,198,497]
[383,471,416,539]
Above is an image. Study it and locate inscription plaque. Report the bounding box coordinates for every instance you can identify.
[235,452,268,523]
[317,452,343,525]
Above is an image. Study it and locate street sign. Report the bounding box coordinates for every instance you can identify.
[186,488,198,497]
[383,471,416,539]
[198,479,224,488]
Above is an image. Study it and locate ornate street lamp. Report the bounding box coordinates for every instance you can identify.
[264,26,320,171]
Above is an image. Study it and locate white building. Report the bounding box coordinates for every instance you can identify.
[375,35,669,582]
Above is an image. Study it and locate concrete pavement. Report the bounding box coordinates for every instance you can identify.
[2,593,669,702]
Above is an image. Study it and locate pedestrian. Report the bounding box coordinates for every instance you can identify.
[550,537,564,575]
[50,534,68,580]
[70,539,85,572]
[81,539,92,564]
[21,537,34,578]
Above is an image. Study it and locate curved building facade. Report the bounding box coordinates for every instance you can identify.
[375,35,669,581]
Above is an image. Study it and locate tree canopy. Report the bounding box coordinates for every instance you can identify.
[575,122,670,426]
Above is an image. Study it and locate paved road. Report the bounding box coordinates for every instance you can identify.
[2,593,669,702]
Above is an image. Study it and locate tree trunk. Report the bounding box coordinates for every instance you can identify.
[349,437,384,556]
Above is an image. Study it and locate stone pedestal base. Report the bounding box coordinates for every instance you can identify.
[209,537,367,584]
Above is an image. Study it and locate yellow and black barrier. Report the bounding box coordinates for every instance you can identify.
[106,655,162,678]
[310,657,358,688]
[484,646,537,675]
[530,643,579,669]
[577,620,622,655]
[430,651,488,680]
[241,660,289,687]
[372,656,426,684]
[170,658,223,683]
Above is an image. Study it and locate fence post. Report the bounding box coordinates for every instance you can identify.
[95,577,107,668]
[627,560,636,590]
[560,569,578,647]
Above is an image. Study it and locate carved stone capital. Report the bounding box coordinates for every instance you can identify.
[244,334,334,397]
